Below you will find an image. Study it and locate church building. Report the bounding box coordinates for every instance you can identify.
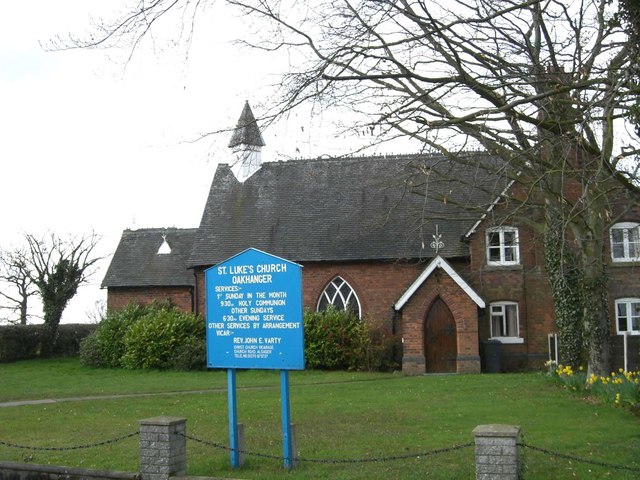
[102,102,640,374]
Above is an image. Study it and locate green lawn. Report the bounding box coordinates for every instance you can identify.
[0,359,638,479]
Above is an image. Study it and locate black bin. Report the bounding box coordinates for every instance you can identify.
[482,340,502,373]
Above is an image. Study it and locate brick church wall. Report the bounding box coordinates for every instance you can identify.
[194,260,425,333]
[107,286,194,313]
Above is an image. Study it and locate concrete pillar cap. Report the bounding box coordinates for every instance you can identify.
[472,424,521,437]
[139,416,187,426]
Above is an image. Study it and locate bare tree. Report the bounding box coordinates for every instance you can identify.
[230,0,640,375]
[67,0,640,374]
[0,248,37,325]
[25,232,102,356]
[620,0,640,134]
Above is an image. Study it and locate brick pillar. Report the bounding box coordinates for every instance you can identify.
[139,416,187,480]
[473,424,521,480]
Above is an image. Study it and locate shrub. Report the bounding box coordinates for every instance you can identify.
[79,301,204,370]
[78,332,105,367]
[364,320,402,372]
[168,335,207,371]
[121,307,204,369]
[86,302,166,368]
[304,306,369,370]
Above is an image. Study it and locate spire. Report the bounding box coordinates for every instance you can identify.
[228,101,265,183]
[228,101,266,148]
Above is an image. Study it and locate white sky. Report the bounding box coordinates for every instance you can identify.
[0,0,360,323]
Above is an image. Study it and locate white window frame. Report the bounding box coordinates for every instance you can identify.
[486,226,520,266]
[316,276,362,318]
[615,298,640,335]
[610,222,640,262]
[489,301,524,344]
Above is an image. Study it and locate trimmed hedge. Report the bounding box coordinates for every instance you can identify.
[0,324,97,363]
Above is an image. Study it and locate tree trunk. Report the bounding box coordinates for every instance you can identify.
[543,224,584,367]
[19,299,28,325]
[580,209,611,376]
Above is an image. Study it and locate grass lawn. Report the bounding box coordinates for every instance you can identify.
[0,359,639,479]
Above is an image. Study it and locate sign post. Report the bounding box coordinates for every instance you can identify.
[280,370,293,469]
[205,248,304,469]
[227,369,240,468]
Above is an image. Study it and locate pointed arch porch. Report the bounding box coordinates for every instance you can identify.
[395,256,484,375]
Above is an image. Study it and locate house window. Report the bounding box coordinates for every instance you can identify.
[615,298,640,335]
[317,276,361,318]
[610,223,640,262]
[489,302,523,343]
[486,227,520,266]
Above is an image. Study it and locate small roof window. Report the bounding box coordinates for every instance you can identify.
[157,235,171,255]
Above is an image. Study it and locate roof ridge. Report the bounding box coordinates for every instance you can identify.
[124,227,198,233]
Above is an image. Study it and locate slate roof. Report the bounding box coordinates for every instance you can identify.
[189,153,509,267]
[102,228,197,288]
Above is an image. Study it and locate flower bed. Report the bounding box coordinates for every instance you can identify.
[545,361,640,410]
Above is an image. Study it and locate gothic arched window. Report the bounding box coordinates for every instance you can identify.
[316,276,361,318]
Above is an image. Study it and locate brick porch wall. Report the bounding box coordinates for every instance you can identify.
[401,268,481,375]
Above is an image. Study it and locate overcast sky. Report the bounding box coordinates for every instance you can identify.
[0,0,359,323]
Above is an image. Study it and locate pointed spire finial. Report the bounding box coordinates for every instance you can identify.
[228,101,266,148]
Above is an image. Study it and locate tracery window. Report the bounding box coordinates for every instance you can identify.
[317,276,361,318]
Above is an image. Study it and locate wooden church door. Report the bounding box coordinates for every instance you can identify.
[424,297,457,373]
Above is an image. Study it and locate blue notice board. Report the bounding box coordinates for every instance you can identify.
[205,248,304,370]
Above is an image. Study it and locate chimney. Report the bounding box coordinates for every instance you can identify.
[228,101,266,182]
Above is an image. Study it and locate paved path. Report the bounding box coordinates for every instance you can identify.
[0,376,399,408]
[0,387,256,408]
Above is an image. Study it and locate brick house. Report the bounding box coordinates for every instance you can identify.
[102,102,640,373]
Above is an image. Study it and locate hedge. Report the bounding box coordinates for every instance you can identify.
[0,324,97,363]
